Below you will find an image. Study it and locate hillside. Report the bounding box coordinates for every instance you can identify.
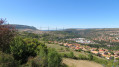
[11,24,38,30]
[10,24,46,34]
[39,28,119,50]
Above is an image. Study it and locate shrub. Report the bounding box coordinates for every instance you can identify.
[0,19,16,52]
[48,49,62,67]
[10,37,47,64]
[22,48,48,67]
[65,47,70,51]
[67,52,75,59]
[22,57,40,67]
[0,52,19,67]
[88,54,93,60]
[23,48,62,67]
[60,53,69,58]
[10,37,28,64]
[78,54,89,60]
[77,49,82,52]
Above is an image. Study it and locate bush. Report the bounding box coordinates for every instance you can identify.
[10,37,28,64]
[75,49,82,52]
[61,52,76,59]
[10,36,47,64]
[60,53,68,58]
[22,48,48,67]
[23,57,45,67]
[65,47,70,51]
[0,52,19,67]
[0,19,16,52]
[48,49,62,67]
[23,48,62,67]
[67,52,75,59]
[88,54,93,60]
[22,57,40,67]
[78,54,89,60]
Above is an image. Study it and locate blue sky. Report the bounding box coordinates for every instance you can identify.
[0,0,119,29]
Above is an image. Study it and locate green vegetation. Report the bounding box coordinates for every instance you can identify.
[10,37,47,64]
[22,48,63,67]
[45,42,119,67]
[0,19,64,67]
[0,36,64,67]
[61,52,75,59]
[78,54,89,60]
[0,19,16,53]
[0,52,19,67]
[48,49,62,67]
[1,19,119,67]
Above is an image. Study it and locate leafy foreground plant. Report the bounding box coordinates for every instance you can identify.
[0,52,19,67]
[9,36,65,67]
[10,36,47,64]
[0,19,16,53]
[23,48,64,67]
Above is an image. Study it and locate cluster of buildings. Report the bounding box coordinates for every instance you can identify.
[62,42,119,60]
[92,32,119,43]
[48,40,119,60]
[67,38,95,44]
[91,48,119,60]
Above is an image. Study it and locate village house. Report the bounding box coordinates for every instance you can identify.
[75,46,80,50]
[91,51,98,54]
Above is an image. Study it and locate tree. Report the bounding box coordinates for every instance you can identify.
[0,18,16,52]
[10,37,47,64]
[48,49,62,67]
[110,51,114,55]
[10,37,28,64]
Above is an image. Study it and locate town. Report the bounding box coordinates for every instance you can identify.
[48,39,119,60]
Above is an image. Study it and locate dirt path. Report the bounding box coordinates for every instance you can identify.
[63,58,103,67]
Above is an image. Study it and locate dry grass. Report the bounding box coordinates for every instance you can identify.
[63,58,103,67]
[45,43,85,55]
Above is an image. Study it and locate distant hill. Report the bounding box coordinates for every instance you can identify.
[9,24,46,34]
[10,24,38,30]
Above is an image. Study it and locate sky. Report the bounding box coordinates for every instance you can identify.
[0,0,119,30]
